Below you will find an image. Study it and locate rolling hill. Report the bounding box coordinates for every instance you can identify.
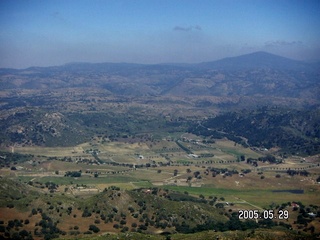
[189,107,320,155]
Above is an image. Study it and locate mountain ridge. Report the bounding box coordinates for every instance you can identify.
[0,51,319,101]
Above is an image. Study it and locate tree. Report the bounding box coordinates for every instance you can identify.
[113,223,119,229]
[131,222,137,228]
[215,203,224,208]
[194,171,200,178]
[89,224,100,233]
[82,208,92,217]
[31,208,37,215]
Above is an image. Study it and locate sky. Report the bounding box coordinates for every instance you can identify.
[0,0,319,68]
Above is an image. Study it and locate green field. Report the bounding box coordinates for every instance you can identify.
[163,185,319,207]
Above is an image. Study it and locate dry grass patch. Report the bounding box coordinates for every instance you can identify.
[215,139,262,158]
[13,146,87,157]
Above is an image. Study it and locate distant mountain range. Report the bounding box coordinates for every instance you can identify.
[1,51,319,101]
[197,51,318,71]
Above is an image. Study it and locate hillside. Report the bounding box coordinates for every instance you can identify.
[0,177,319,240]
[189,108,320,155]
[0,178,231,239]
[0,177,318,240]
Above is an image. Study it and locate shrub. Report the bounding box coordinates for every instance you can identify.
[121,226,129,232]
[82,209,92,217]
[89,224,100,233]
[7,203,14,208]
[215,203,224,208]
[131,222,137,227]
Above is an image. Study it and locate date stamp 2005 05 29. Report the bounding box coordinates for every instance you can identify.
[238,210,289,220]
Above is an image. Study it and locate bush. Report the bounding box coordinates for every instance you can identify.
[131,222,137,227]
[215,203,224,208]
[89,224,100,233]
[82,209,92,217]
[121,226,129,232]
[7,203,14,208]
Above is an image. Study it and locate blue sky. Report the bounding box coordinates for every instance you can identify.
[0,0,319,68]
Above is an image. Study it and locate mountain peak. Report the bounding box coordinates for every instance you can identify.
[198,51,306,70]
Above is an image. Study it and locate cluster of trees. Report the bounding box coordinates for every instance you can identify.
[175,141,193,154]
[34,213,64,239]
[64,171,81,177]
[45,182,58,193]
[286,169,310,177]
[204,167,240,177]
[1,209,65,240]
[174,215,291,234]
[258,155,281,163]
[0,151,34,168]
[246,155,281,167]
[0,219,33,240]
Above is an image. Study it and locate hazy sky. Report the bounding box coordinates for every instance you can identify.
[1,0,319,68]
